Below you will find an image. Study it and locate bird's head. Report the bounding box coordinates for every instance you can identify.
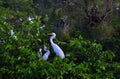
[49,32,56,37]
[44,45,50,51]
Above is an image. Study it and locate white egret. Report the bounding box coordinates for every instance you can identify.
[10,29,14,36]
[10,29,18,40]
[40,25,45,30]
[37,25,45,30]
[39,48,42,52]
[37,46,50,60]
[49,32,65,59]
[116,7,119,10]
[42,45,50,60]
[28,17,34,23]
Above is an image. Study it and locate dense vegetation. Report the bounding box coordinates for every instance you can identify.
[0,0,120,79]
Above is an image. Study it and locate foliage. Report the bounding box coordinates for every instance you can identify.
[0,15,119,78]
[88,24,117,40]
[0,0,120,79]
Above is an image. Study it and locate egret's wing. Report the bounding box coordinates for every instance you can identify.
[52,44,65,58]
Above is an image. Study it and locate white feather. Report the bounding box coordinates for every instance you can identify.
[40,25,45,30]
[10,29,18,40]
[50,33,65,59]
[10,29,14,36]
[42,45,50,60]
[42,50,50,60]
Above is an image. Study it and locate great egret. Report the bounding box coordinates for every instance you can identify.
[42,45,50,60]
[49,32,65,59]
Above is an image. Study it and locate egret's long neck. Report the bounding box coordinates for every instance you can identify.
[50,36,55,44]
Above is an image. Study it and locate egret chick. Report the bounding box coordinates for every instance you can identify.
[49,32,65,59]
[42,45,50,60]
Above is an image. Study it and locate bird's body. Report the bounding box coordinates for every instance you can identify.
[42,51,50,60]
[10,29,18,40]
[50,33,65,59]
[37,47,50,60]
[28,17,34,23]
[40,25,45,30]
[42,45,50,60]
[10,29,14,36]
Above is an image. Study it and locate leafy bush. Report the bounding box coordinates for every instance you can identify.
[0,18,119,78]
[0,1,120,79]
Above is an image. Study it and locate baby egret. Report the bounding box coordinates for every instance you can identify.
[37,46,50,60]
[49,32,65,59]
[42,45,50,60]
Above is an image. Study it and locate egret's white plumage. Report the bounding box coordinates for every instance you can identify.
[10,29,18,40]
[39,48,42,52]
[116,7,119,10]
[40,25,45,30]
[42,45,50,60]
[50,33,65,59]
[10,29,14,36]
[28,17,34,23]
